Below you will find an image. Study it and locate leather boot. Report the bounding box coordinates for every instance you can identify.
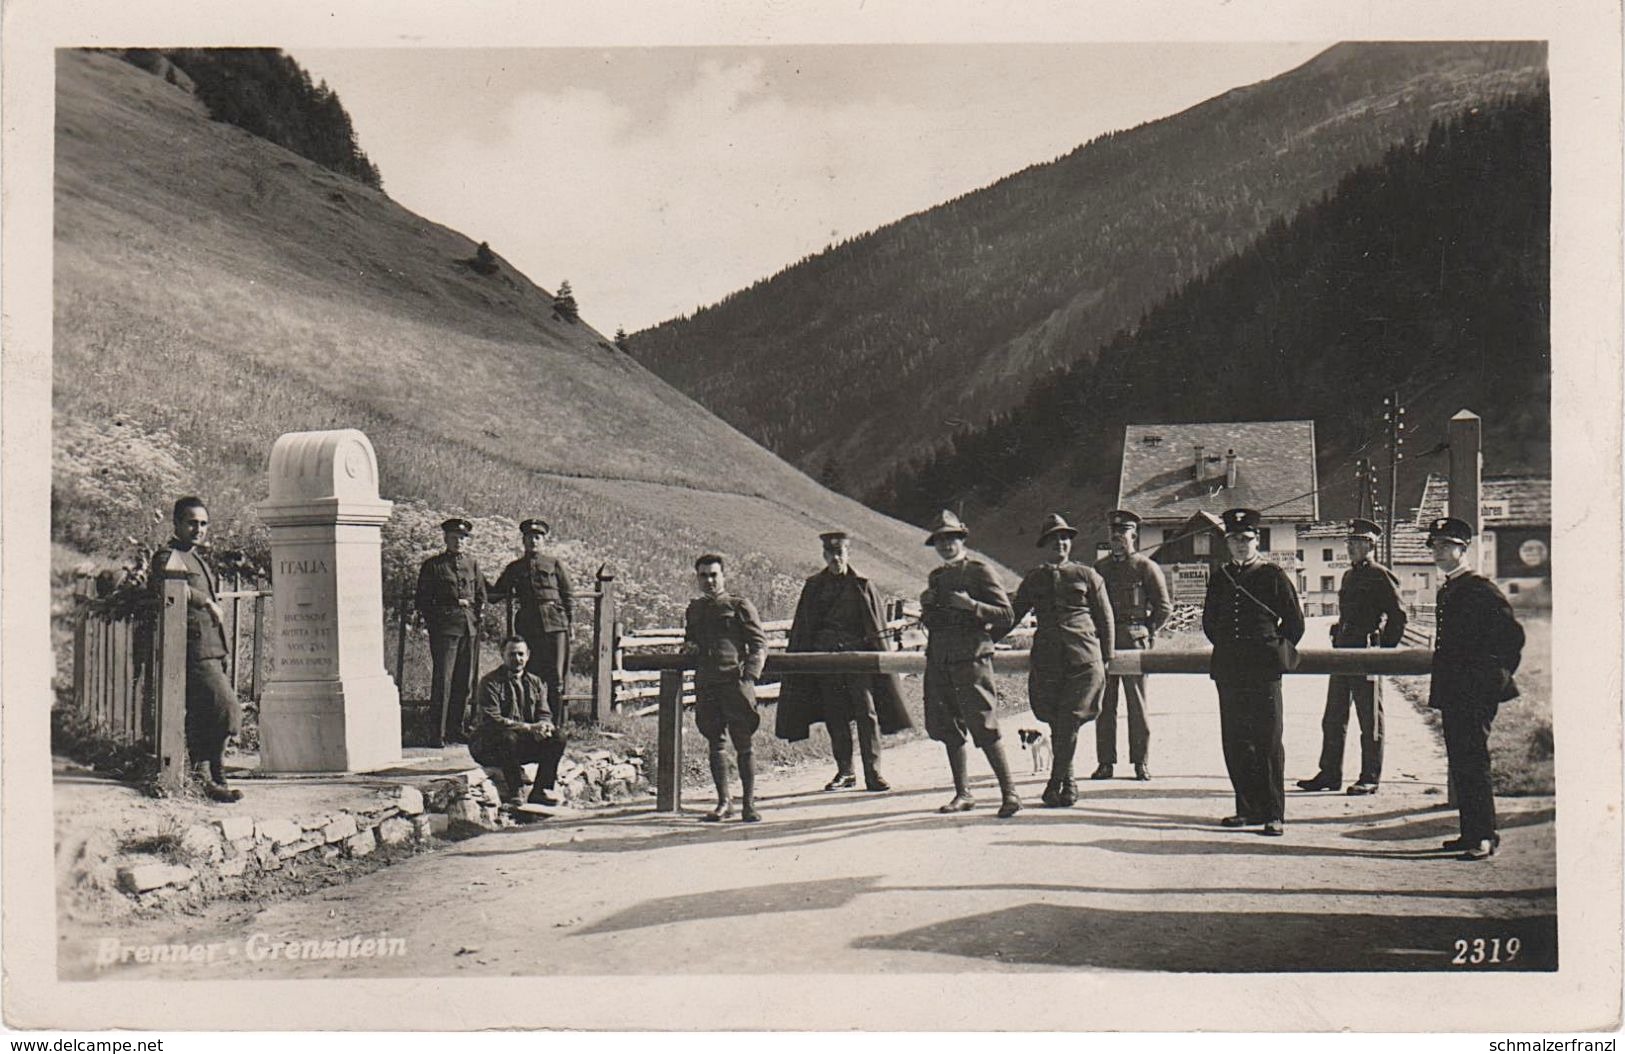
[983,742,1022,818]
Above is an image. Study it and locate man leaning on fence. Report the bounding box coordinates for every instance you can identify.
[469,636,568,807]
[150,496,243,803]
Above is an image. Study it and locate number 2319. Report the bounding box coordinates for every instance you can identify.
[1452,937,1520,965]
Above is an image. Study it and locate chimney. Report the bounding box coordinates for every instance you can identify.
[1193,445,1206,482]
[1225,448,1239,489]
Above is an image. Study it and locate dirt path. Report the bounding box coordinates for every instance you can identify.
[59,665,1557,982]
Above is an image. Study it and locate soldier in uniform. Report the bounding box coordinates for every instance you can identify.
[919,510,1022,818]
[1202,508,1305,836]
[150,496,243,803]
[491,518,576,722]
[1091,509,1172,781]
[1006,514,1114,807]
[414,517,486,746]
[683,554,769,822]
[468,636,568,806]
[1297,518,1407,795]
[776,530,912,792]
[1425,516,1525,861]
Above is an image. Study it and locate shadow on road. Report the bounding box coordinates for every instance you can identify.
[1338,805,1555,842]
[995,835,1502,862]
[575,876,885,935]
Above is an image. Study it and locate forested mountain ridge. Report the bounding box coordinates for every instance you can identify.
[881,89,1550,564]
[628,42,1546,498]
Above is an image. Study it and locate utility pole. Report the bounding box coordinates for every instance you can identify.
[1353,457,1381,520]
[1382,391,1406,565]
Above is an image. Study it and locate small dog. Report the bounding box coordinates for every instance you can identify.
[1017,728,1051,775]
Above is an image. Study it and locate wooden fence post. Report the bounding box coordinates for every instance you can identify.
[590,565,616,725]
[155,554,192,793]
[72,574,93,715]
[655,668,684,812]
[395,594,409,695]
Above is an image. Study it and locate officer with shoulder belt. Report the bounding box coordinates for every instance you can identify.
[1298,517,1407,795]
[415,517,486,746]
[491,518,576,722]
[1092,509,1171,781]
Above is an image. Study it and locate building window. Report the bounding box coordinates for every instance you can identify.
[1320,576,1335,592]
[1322,548,1334,561]
[1508,583,1520,594]
[1296,549,1304,562]
[1259,527,1272,551]
[1194,533,1210,555]
[1482,500,1508,519]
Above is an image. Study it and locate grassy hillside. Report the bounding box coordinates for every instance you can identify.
[52,50,953,627]
[629,42,1546,499]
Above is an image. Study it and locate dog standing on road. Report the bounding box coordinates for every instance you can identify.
[1017,728,1051,775]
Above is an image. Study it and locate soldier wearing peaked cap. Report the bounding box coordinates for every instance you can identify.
[1092,508,1172,782]
[777,530,912,791]
[415,516,486,746]
[1425,516,1524,861]
[491,518,576,723]
[918,510,1023,818]
[683,553,769,822]
[1202,508,1305,836]
[1003,514,1114,807]
[1297,518,1407,796]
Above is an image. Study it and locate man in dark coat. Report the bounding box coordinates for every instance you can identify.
[684,554,769,822]
[920,510,1022,818]
[1202,507,1305,836]
[414,517,486,746]
[776,530,911,792]
[1092,509,1172,781]
[1425,516,1525,861]
[469,636,567,805]
[491,518,576,721]
[1298,518,1408,795]
[149,496,243,803]
[1006,514,1113,807]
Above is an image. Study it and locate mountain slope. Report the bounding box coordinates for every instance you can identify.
[628,42,1547,498]
[52,50,949,622]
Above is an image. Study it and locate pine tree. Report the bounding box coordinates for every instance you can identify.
[555,280,580,323]
[613,326,629,351]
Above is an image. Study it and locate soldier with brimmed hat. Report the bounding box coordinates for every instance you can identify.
[1202,507,1304,836]
[491,517,577,723]
[415,516,486,746]
[1003,513,1114,807]
[918,510,1022,818]
[1424,516,1525,861]
[1092,508,1172,781]
[1296,517,1407,796]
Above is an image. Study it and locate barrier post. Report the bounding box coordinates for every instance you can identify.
[655,668,684,812]
[155,555,192,793]
[590,565,617,725]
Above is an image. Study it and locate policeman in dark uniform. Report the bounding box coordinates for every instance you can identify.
[1425,516,1525,861]
[1202,508,1305,836]
[684,554,769,822]
[1092,509,1172,781]
[777,530,911,792]
[491,518,576,722]
[1298,518,1407,795]
[414,517,486,746]
[919,510,1022,818]
[150,496,243,803]
[469,636,568,806]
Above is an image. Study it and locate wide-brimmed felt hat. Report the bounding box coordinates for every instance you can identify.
[923,509,969,545]
[1036,513,1079,547]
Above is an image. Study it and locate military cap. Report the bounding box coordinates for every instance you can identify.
[1219,508,1261,537]
[441,517,473,535]
[519,518,551,536]
[1107,509,1142,530]
[819,529,850,545]
[1036,513,1079,547]
[1426,516,1474,546]
[923,509,970,544]
[1347,517,1383,541]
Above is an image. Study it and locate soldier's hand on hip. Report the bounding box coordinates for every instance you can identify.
[943,590,977,612]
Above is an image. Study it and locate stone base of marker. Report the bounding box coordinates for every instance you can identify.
[259,673,402,773]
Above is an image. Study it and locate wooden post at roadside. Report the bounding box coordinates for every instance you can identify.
[655,668,684,812]
[590,565,617,725]
[1444,408,1483,809]
[394,594,409,700]
[73,573,94,715]
[155,554,192,794]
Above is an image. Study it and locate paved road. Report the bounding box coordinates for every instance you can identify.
[63,645,1556,983]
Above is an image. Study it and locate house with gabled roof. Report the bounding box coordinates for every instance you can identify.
[1416,472,1551,607]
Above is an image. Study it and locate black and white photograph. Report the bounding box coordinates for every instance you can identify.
[2,0,1620,1037]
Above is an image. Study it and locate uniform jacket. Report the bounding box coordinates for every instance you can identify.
[1202,558,1306,682]
[922,556,1015,663]
[493,553,576,636]
[684,592,768,686]
[414,551,486,638]
[775,567,912,740]
[469,666,553,752]
[1093,551,1173,643]
[149,541,229,662]
[1008,561,1115,669]
[1331,559,1408,648]
[1428,570,1524,708]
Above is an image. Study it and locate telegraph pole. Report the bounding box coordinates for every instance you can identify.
[1382,391,1406,565]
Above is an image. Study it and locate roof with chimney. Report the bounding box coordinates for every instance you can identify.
[1415,472,1551,527]
[1116,421,1319,525]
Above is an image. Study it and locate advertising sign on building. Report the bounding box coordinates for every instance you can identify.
[1169,563,1210,605]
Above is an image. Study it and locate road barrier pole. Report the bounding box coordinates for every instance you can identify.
[655,669,684,812]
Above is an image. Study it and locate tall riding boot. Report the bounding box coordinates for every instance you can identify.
[739,749,760,823]
[208,756,243,802]
[703,746,733,821]
[1052,723,1078,806]
[983,741,1023,818]
[938,743,974,812]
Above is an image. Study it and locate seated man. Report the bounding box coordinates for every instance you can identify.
[469,636,567,806]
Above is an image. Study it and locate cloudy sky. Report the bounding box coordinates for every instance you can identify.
[298,44,1327,333]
